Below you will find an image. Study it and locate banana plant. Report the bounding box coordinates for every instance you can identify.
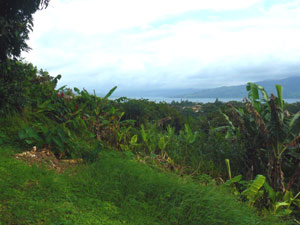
[74,86,120,141]
[242,175,266,206]
[140,123,159,155]
[178,124,198,165]
[182,124,197,144]
[120,134,139,152]
[224,159,243,196]
[158,135,168,158]
[224,157,300,216]
[264,181,300,216]
[223,83,300,191]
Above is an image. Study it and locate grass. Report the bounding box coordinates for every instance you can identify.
[0,146,288,224]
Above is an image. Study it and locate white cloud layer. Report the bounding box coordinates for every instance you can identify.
[24,0,300,92]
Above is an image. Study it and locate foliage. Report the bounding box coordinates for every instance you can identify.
[1,61,300,221]
[223,160,300,220]
[0,0,51,114]
[73,86,123,143]
[169,100,230,132]
[1,0,300,220]
[0,0,50,61]
[0,60,60,114]
[228,174,300,219]
[241,175,266,206]
[119,98,185,131]
[223,83,300,191]
[122,121,245,178]
[14,85,125,158]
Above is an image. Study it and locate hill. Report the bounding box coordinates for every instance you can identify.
[175,76,300,99]
[0,146,282,224]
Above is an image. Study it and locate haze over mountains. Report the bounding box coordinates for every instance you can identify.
[111,76,300,99]
[175,76,300,99]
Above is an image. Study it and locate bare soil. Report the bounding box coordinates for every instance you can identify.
[14,147,83,173]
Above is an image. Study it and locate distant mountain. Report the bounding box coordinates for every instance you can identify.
[111,88,200,98]
[175,76,300,99]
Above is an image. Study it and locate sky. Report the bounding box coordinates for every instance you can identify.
[23,0,300,93]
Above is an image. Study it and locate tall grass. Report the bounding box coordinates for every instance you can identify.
[0,147,286,224]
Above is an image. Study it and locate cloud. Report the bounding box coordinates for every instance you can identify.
[36,0,261,34]
[189,61,300,87]
[23,0,300,92]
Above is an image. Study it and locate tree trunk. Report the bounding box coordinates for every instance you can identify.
[286,164,300,191]
[268,156,285,192]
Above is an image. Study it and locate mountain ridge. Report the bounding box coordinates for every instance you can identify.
[174,76,300,99]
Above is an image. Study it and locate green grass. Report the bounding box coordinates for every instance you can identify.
[0,146,287,224]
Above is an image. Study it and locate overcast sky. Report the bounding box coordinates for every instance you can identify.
[23,0,300,92]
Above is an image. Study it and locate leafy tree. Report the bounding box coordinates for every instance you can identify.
[119,99,184,131]
[0,0,50,62]
[0,60,60,114]
[0,0,51,113]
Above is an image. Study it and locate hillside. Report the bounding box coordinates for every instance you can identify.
[175,76,300,99]
[1,60,298,224]
[0,146,283,225]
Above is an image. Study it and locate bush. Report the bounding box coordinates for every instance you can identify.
[0,60,60,114]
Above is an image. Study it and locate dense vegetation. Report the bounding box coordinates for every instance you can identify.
[1,1,300,224]
[1,60,300,224]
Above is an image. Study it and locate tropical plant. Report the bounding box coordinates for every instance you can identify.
[73,86,123,142]
[223,159,300,218]
[140,123,159,155]
[241,174,266,206]
[223,83,300,192]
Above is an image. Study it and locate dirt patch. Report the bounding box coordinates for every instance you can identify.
[137,153,183,174]
[14,147,83,173]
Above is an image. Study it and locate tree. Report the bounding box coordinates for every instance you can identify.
[0,0,51,113]
[0,60,61,114]
[0,0,50,62]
